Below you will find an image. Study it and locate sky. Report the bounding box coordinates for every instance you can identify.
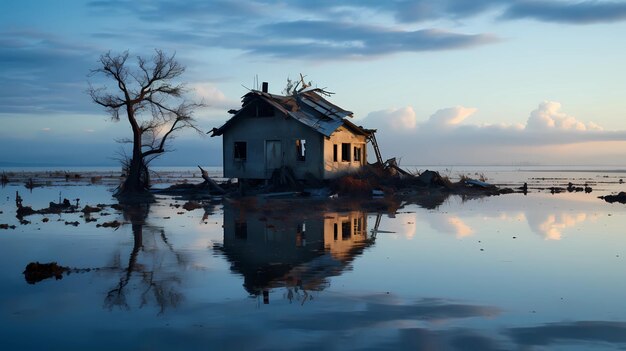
[1,0,626,167]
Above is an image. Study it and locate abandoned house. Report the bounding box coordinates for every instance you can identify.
[211,82,379,181]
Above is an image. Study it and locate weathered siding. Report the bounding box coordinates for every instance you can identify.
[322,126,368,179]
[223,112,324,180]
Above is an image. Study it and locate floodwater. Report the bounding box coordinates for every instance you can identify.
[2,168,626,350]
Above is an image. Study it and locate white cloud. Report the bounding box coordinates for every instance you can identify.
[526,101,602,132]
[360,101,626,165]
[190,83,238,109]
[365,107,417,131]
[423,106,478,129]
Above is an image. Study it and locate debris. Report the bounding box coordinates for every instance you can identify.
[198,165,225,194]
[81,205,102,214]
[331,175,373,197]
[64,221,79,226]
[567,182,584,192]
[465,179,495,189]
[384,158,411,177]
[25,178,35,189]
[600,192,626,204]
[549,187,566,194]
[416,170,452,188]
[0,224,16,230]
[16,205,36,218]
[23,262,69,284]
[49,198,72,210]
[97,220,121,228]
[182,201,203,211]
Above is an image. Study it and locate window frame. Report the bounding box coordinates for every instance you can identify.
[353,145,362,163]
[296,139,306,162]
[234,141,247,161]
[341,143,351,162]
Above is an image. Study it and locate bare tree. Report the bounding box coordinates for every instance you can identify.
[88,50,203,199]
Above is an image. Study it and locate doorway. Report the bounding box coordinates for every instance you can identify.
[265,140,282,176]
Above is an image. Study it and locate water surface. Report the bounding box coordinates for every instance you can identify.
[1,169,626,350]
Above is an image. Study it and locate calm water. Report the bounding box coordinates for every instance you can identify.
[1,168,626,350]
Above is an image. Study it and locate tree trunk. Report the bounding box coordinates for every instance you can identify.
[119,152,145,195]
[117,118,149,198]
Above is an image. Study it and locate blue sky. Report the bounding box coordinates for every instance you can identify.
[1,0,626,166]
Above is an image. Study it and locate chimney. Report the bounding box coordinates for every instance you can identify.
[262,82,268,93]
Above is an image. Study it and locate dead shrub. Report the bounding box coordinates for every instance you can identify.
[332,175,374,197]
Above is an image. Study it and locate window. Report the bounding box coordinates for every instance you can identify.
[354,146,362,162]
[353,217,363,235]
[333,144,338,162]
[296,139,306,161]
[341,220,351,240]
[333,223,338,240]
[296,222,306,247]
[235,221,247,239]
[341,143,351,162]
[234,141,247,160]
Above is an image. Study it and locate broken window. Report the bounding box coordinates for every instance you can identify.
[296,139,306,161]
[341,143,351,162]
[354,146,362,162]
[333,144,338,162]
[296,222,306,247]
[234,141,247,160]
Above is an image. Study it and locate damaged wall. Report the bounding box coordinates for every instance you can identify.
[323,125,368,178]
[222,109,325,180]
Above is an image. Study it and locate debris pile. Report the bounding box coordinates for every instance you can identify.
[23,262,98,284]
[23,262,69,284]
[327,160,513,200]
[600,192,626,204]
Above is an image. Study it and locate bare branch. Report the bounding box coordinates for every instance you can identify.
[88,49,205,195]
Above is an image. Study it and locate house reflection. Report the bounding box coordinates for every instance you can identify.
[215,204,376,303]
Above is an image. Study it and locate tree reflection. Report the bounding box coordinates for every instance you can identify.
[104,203,186,314]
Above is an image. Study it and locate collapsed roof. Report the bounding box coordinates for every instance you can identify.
[211,89,374,138]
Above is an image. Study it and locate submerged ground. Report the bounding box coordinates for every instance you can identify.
[1,167,626,350]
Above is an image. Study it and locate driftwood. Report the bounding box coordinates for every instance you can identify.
[384,158,411,177]
[198,165,225,194]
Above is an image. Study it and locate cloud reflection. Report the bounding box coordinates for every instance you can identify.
[508,321,626,347]
[273,296,500,331]
[527,212,594,240]
[423,213,475,238]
